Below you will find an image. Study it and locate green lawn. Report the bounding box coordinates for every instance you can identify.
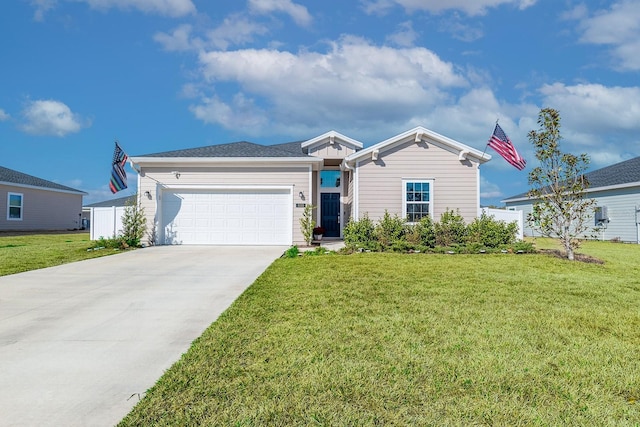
[0,232,117,276]
[120,239,640,426]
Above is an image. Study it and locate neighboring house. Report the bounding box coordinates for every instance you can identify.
[0,166,86,231]
[503,156,640,243]
[82,195,136,240]
[129,126,491,246]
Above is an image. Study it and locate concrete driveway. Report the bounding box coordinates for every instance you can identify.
[0,245,285,427]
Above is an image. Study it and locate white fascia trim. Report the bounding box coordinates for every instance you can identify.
[353,160,360,219]
[476,166,481,215]
[502,180,640,204]
[308,165,313,206]
[345,126,491,165]
[0,181,87,196]
[130,156,323,167]
[158,184,294,191]
[301,130,364,149]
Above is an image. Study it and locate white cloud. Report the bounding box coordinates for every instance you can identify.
[480,176,504,199]
[573,1,640,71]
[190,94,269,129]
[154,24,200,52]
[32,0,195,19]
[0,109,10,121]
[207,14,270,50]
[362,0,537,16]
[155,16,270,52]
[248,0,312,26]
[20,99,87,137]
[190,36,467,134]
[539,83,640,138]
[30,0,57,21]
[386,21,419,47]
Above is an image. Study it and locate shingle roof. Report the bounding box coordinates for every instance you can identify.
[137,141,310,158]
[0,166,85,194]
[503,156,640,201]
[84,195,135,208]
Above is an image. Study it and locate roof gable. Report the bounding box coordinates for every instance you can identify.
[0,166,85,195]
[344,126,491,164]
[301,131,363,151]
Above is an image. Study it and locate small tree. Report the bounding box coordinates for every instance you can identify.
[299,204,315,246]
[527,108,596,260]
[120,195,147,247]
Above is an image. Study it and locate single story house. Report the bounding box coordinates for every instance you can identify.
[0,166,86,231]
[130,127,492,246]
[503,156,640,243]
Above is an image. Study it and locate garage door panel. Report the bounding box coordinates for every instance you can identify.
[161,189,291,245]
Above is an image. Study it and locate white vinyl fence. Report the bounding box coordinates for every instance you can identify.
[90,206,125,240]
[480,207,524,241]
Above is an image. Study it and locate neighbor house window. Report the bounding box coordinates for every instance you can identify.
[403,180,432,222]
[7,193,23,220]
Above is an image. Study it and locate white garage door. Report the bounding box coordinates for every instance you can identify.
[161,189,292,245]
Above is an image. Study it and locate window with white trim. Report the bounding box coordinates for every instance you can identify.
[7,192,23,220]
[403,180,432,222]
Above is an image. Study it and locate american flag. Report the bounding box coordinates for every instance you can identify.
[488,123,526,170]
[109,142,128,194]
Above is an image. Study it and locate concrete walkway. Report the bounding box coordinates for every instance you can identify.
[0,246,285,427]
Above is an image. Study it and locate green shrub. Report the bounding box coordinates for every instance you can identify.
[284,246,299,258]
[466,213,518,248]
[512,241,536,253]
[92,236,129,250]
[375,211,406,250]
[344,215,376,249]
[415,215,436,248]
[434,209,467,247]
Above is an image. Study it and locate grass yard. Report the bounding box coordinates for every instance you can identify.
[120,239,640,426]
[0,232,118,276]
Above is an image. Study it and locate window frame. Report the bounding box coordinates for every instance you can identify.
[402,179,433,223]
[7,192,24,221]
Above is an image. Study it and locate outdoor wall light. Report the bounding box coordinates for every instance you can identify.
[171,171,181,179]
[299,191,305,200]
[144,190,152,199]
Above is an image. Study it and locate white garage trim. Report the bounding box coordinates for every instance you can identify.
[158,185,293,246]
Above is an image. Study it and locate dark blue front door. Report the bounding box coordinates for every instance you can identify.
[321,193,340,237]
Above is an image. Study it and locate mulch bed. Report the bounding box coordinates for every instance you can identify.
[539,248,605,264]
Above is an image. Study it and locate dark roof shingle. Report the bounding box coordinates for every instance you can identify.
[137,141,309,158]
[503,155,640,201]
[84,195,135,208]
[0,166,84,194]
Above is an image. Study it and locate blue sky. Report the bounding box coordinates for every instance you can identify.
[1,0,639,205]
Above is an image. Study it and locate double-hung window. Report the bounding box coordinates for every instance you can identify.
[7,193,23,220]
[403,180,432,223]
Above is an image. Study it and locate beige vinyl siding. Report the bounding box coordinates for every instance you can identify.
[356,139,479,223]
[138,165,310,245]
[307,141,356,159]
[0,185,83,231]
